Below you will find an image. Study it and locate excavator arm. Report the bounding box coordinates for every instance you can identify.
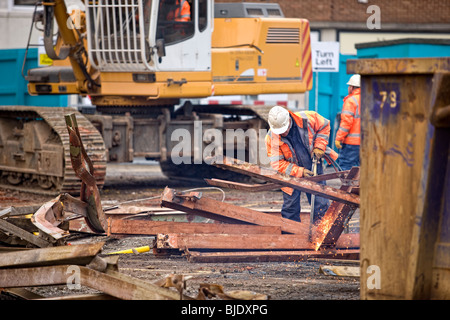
[27,0,98,95]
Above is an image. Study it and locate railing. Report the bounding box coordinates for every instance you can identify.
[85,0,152,71]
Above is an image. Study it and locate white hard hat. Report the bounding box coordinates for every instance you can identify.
[346,74,361,87]
[268,106,290,135]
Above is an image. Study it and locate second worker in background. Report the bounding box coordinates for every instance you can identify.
[335,74,361,170]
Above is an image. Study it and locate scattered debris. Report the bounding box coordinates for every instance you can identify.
[0,242,267,300]
[319,265,360,278]
[146,157,360,263]
[0,128,361,299]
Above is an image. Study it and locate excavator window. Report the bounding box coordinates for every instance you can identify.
[14,0,36,5]
[198,0,208,31]
[156,0,198,45]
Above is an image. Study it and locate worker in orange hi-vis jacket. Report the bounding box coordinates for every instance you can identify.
[335,74,361,171]
[265,106,338,223]
[166,0,191,22]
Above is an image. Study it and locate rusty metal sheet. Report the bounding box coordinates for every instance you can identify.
[347,57,450,75]
[312,167,360,250]
[208,156,360,207]
[65,114,107,233]
[31,195,69,241]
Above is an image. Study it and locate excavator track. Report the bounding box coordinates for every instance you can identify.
[0,106,107,195]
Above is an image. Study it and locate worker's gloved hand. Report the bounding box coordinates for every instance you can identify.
[303,168,314,178]
[335,140,342,149]
[312,148,325,159]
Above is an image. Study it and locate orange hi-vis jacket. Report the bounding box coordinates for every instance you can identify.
[265,110,338,195]
[167,0,191,21]
[336,88,361,146]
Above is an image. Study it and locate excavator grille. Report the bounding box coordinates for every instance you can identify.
[85,0,152,71]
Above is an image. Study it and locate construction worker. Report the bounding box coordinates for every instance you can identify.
[166,0,191,22]
[265,106,338,223]
[335,74,361,171]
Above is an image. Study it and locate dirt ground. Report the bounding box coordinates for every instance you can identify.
[0,160,360,300]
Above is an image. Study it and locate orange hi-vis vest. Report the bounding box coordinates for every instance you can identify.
[265,110,338,195]
[336,88,361,146]
[167,0,191,21]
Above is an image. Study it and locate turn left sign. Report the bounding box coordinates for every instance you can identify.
[311,41,340,72]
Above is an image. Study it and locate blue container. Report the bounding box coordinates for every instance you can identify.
[0,48,68,106]
[355,38,450,59]
[309,38,450,148]
[308,54,355,147]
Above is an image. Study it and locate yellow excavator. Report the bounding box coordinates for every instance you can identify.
[0,0,313,194]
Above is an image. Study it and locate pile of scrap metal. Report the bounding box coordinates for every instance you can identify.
[155,156,360,262]
[105,156,361,263]
[0,113,360,266]
[0,114,106,248]
[0,242,267,300]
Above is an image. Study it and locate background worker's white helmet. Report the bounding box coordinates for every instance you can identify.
[268,106,290,135]
[346,74,361,87]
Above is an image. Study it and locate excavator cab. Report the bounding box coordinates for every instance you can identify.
[85,0,211,73]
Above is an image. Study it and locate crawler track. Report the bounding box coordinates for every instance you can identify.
[0,106,107,195]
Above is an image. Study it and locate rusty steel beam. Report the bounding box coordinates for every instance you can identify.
[156,232,359,251]
[205,179,280,191]
[0,265,183,300]
[37,293,119,300]
[205,171,352,192]
[186,249,360,263]
[0,218,51,248]
[160,187,310,234]
[0,288,45,300]
[312,167,361,250]
[0,205,42,218]
[208,157,360,207]
[157,233,314,250]
[305,170,351,183]
[0,242,104,268]
[108,219,281,236]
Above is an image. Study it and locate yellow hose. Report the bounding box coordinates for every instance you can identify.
[107,245,150,255]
